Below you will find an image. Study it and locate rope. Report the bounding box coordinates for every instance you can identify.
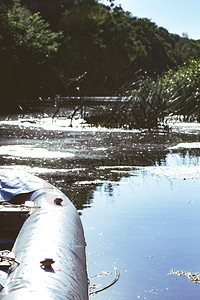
[0,250,20,266]
[89,266,120,296]
[1,202,40,210]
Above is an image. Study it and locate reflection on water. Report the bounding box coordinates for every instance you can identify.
[83,169,200,299]
[1,115,200,299]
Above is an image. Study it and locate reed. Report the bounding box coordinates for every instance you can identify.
[85,58,200,129]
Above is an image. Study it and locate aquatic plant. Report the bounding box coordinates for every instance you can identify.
[162,58,200,120]
[85,58,200,129]
[85,76,174,129]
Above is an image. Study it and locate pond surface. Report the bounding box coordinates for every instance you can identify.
[1,114,200,299]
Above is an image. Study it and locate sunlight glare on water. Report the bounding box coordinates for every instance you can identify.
[1,116,200,299]
[0,145,74,158]
[82,156,200,299]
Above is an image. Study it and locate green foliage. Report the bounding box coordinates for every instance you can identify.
[7,5,61,60]
[161,59,200,118]
[57,3,165,95]
[171,35,200,66]
[86,58,200,129]
[129,58,200,127]
[129,18,174,75]
[0,0,62,99]
[124,58,200,128]
[1,0,200,106]
[56,1,200,95]
[85,77,174,129]
[20,0,97,29]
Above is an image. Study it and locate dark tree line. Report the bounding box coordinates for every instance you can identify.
[0,0,200,103]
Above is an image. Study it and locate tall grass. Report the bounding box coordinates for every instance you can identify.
[85,58,200,129]
[163,59,200,120]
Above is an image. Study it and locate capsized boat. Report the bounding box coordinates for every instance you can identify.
[0,170,89,299]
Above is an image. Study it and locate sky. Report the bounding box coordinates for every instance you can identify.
[102,0,200,40]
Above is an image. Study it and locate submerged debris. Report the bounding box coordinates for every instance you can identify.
[169,269,200,283]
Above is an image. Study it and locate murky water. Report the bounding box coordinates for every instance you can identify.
[1,113,200,299]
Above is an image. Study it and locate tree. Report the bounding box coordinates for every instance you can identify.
[20,0,97,29]
[57,3,146,95]
[1,0,200,102]
[0,0,62,100]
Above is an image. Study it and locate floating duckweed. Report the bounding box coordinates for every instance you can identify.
[169,269,200,283]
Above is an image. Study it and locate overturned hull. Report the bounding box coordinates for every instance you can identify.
[0,172,89,299]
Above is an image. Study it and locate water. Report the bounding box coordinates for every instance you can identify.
[84,170,200,299]
[1,115,200,299]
